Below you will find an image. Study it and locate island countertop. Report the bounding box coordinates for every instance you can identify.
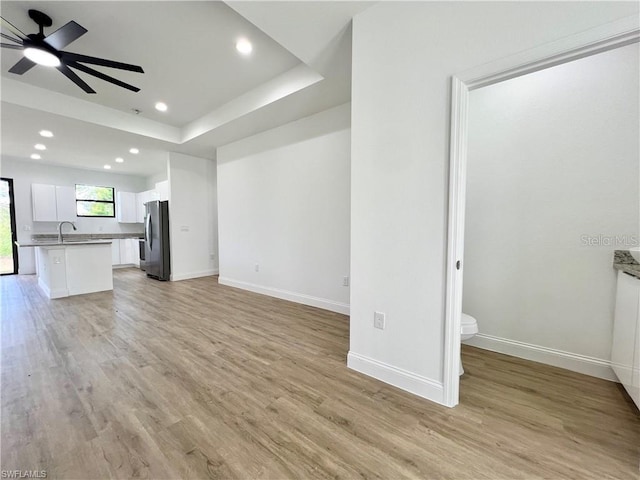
[16,240,113,248]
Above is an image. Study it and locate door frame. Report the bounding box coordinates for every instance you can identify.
[1,177,19,275]
[442,16,640,407]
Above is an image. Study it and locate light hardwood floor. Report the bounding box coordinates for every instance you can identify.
[1,269,638,479]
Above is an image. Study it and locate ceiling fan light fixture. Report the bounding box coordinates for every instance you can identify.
[24,46,60,67]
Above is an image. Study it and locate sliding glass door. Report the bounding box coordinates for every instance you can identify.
[0,178,18,275]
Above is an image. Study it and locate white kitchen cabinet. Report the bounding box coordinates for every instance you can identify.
[32,184,76,222]
[612,270,640,409]
[32,184,57,221]
[136,189,159,223]
[112,238,140,267]
[119,238,139,266]
[111,240,121,266]
[116,191,139,223]
[55,186,77,221]
[135,191,147,223]
[155,180,169,201]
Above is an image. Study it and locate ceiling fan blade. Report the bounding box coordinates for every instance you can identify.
[70,62,140,92]
[1,32,23,44]
[8,57,36,75]
[1,16,27,39]
[57,64,96,94]
[44,21,87,50]
[60,51,144,73]
[1,43,22,50]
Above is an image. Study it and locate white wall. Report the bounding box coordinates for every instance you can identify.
[349,2,639,405]
[462,44,639,379]
[1,157,147,274]
[146,170,168,190]
[167,152,218,281]
[217,103,351,314]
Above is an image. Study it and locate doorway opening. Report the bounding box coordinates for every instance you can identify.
[1,178,19,275]
[443,16,639,407]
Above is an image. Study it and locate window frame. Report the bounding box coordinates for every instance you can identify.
[75,184,116,218]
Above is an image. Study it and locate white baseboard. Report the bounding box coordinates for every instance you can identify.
[218,276,349,315]
[171,269,219,282]
[465,333,617,382]
[347,351,445,405]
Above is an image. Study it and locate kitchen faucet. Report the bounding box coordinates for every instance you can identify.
[58,221,77,243]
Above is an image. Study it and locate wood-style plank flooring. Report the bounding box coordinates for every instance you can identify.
[1,269,638,479]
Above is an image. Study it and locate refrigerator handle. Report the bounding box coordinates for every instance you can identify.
[146,214,152,250]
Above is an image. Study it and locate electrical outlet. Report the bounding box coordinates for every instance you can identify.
[343,276,350,287]
[209,253,215,260]
[23,225,31,231]
[254,264,259,272]
[374,311,385,330]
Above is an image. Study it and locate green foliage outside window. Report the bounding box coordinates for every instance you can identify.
[75,184,115,217]
[0,182,11,257]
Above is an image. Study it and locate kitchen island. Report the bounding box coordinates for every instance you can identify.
[16,240,113,299]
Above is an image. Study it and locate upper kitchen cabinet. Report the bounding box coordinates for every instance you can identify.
[116,191,139,223]
[136,189,159,223]
[32,184,76,222]
[56,186,77,221]
[155,181,169,201]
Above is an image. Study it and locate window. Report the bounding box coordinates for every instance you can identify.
[75,184,115,217]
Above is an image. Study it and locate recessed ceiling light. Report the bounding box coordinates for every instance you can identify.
[155,102,168,112]
[24,47,60,67]
[39,130,54,138]
[30,153,41,160]
[34,143,46,150]
[115,157,124,163]
[104,164,112,170]
[236,38,252,55]
[129,148,139,154]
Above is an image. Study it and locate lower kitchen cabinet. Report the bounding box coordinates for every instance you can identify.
[111,238,140,267]
[612,270,640,409]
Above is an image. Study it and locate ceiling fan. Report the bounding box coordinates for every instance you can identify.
[0,9,144,94]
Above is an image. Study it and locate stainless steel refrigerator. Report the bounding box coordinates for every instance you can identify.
[144,200,170,280]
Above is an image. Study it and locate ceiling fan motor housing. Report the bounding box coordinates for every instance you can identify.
[28,10,53,29]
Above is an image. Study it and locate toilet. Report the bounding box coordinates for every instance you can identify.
[460,313,478,375]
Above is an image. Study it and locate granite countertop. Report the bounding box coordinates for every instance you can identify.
[31,233,143,242]
[613,250,640,279]
[17,233,144,248]
[16,239,114,248]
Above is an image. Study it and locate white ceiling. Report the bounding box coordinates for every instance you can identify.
[0,1,301,126]
[1,102,175,175]
[1,1,373,177]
